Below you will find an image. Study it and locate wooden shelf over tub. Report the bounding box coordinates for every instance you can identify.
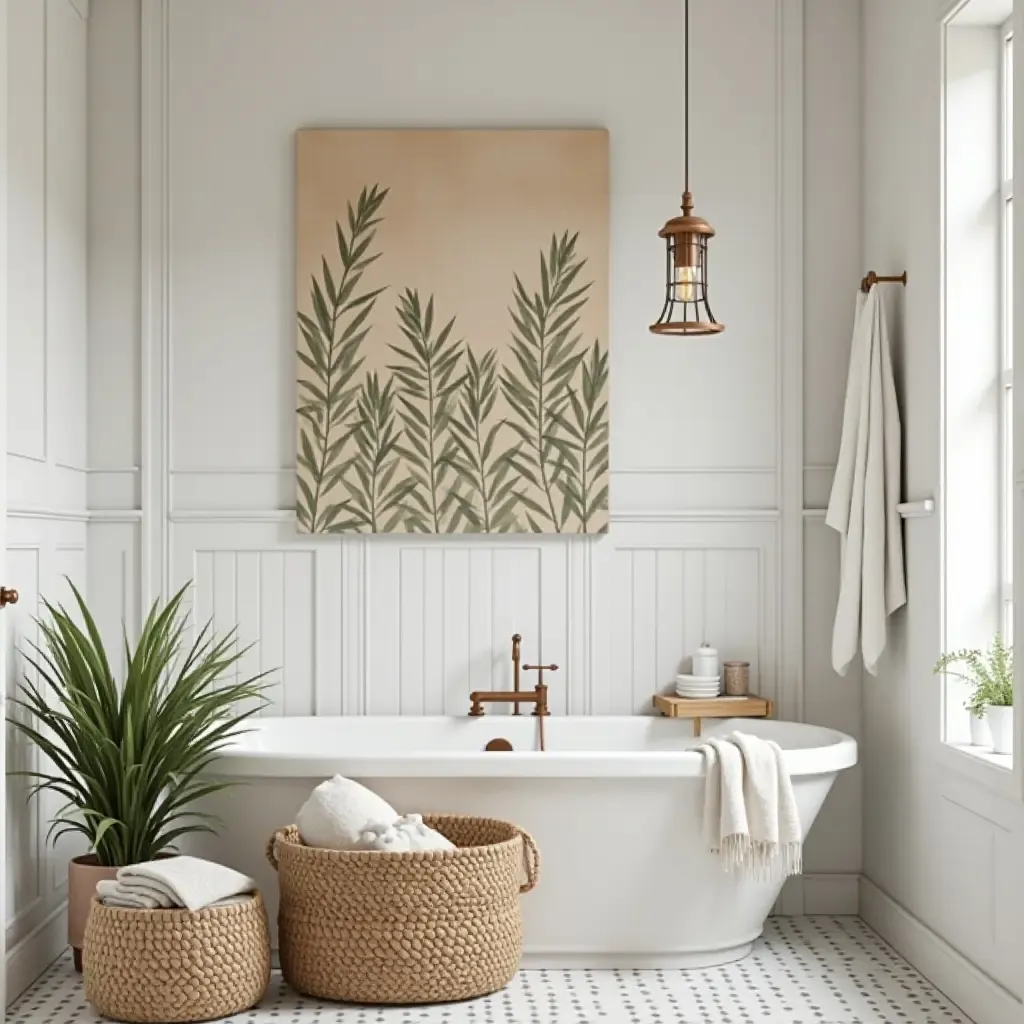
[652,694,774,737]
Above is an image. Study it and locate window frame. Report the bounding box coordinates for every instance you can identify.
[1001,17,1014,642]
[938,7,1017,791]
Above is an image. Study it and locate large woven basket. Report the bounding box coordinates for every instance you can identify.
[83,892,271,1023]
[267,814,539,1005]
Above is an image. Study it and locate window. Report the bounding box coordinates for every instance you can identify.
[941,4,1014,775]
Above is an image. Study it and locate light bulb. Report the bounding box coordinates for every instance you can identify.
[674,264,699,303]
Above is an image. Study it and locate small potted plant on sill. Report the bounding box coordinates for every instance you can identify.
[933,634,1014,755]
[8,580,271,971]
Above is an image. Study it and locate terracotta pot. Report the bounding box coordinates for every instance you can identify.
[68,855,118,972]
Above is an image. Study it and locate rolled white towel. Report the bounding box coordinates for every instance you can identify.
[115,856,255,912]
[296,775,398,851]
[354,814,456,853]
[394,813,457,852]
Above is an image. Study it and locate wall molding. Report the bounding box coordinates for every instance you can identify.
[139,0,170,606]
[5,902,67,1005]
[777,872,861,916]
[860,877,1021,1024]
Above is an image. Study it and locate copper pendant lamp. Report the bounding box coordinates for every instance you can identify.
[649,0,724,337]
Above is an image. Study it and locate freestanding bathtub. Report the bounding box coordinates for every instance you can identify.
[194,715,856,969]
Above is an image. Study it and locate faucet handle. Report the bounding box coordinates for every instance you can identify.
[523,663,558,673]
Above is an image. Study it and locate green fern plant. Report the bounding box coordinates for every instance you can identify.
[8,581,271,867]
[933,634,1013,717]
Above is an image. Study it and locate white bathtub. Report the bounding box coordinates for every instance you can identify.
[195,715,856,969]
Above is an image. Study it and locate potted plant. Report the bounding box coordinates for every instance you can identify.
[933,634,1014,754]
[9,581,270,970]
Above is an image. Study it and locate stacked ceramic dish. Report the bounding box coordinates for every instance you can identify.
[675,673,721,698]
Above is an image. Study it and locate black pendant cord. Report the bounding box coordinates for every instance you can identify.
[684,0,689,196]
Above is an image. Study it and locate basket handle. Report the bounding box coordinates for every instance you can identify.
[516,828,540,894]
[265,829,289,871]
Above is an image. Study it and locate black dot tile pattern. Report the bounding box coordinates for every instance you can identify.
[5,917,974,1023]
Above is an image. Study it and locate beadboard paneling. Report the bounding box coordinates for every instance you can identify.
[169,522,341,717]
[4,517,87,959]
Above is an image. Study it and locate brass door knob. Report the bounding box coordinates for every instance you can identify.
[0,587,19,607]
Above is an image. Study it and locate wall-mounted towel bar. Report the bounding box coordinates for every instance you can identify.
[802,498,934,520]
[860,270,908,293]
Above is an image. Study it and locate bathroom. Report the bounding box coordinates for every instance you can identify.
[1,0,1020,1021]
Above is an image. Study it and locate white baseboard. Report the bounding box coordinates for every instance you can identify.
[860,877,1022,1024]
[5,901,68,1006]
[774,872,861,915]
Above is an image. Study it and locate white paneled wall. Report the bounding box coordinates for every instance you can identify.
[74,0,862,987]
[4,0,89,999]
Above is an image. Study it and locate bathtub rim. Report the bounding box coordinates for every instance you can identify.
[210,716,857,780]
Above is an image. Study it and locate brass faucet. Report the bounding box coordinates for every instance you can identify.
[469,634,557,718]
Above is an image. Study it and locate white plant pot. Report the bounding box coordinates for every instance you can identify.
[969,712,992,747]
[985,705,1014,755]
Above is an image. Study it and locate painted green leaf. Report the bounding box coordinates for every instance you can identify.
[296,183,389,533]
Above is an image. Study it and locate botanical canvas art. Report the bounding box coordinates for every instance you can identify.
[295,129,609,534]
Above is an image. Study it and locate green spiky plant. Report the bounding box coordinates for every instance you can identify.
[8,581,272,867]
[933,634,1013,718]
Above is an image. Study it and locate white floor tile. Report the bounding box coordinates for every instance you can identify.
[6,917,974,1023]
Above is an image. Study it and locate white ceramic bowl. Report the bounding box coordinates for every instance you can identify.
[675,686,721,698]
[676,673,721,685]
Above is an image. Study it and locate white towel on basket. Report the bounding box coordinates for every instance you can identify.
[698,732,802,880]
[296,774,399,851]
[97,856,255,911]
[354,813,456,853]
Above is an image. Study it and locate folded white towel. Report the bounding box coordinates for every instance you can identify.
[104,856,255,912]
[698,731,802,880]
[355,813,456,853]
[296,775,399,851]
[96,877,252,911]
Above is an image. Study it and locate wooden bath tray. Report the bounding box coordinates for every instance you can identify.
[652,693,774,737]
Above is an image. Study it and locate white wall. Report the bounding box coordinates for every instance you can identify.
[4,0,89,1001]
[82,0,861,910]
[860,3,1024,1023]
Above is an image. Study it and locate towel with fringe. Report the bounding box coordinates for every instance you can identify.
[698,732,802,880]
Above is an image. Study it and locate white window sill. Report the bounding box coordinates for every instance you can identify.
[939,741,1017,802]
[948,743,1013,771]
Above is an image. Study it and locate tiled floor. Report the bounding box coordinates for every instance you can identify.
[7,917,972,1023]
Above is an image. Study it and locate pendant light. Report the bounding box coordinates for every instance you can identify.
[649,0,724,336]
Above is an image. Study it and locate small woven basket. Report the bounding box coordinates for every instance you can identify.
[83,892,271,1023]
[267,814,540,1005]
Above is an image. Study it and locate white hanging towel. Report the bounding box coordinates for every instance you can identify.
[698,732,802,880]
[826,286,906,676]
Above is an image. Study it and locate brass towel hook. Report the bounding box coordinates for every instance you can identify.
[860,270,907,294]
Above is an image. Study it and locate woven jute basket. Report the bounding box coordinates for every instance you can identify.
[83,892,271,1023]
[267,814,540,1005]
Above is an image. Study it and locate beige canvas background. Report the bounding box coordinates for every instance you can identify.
[295,128,609,533]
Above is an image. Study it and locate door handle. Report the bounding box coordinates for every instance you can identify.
[0,587,19,607]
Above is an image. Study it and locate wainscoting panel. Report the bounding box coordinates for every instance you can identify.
[166,518,778,721]
[170,521,341,718]
[4,516,87,979]
[363,541,568,717]
[590,518,778,716]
